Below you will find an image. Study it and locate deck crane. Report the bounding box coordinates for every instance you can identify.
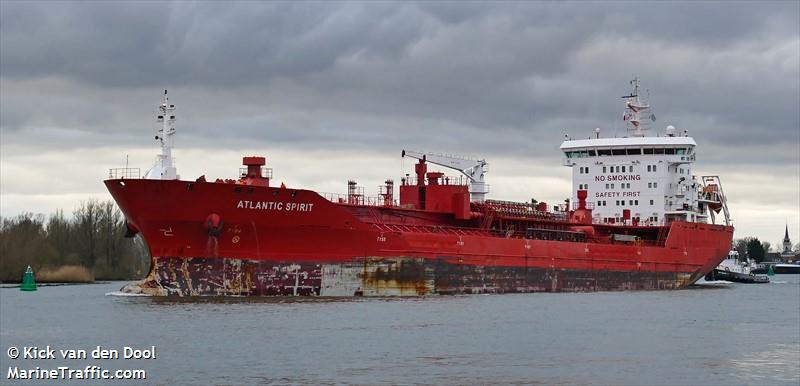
[402,149,489,202]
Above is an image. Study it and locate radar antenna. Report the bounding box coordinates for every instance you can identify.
[621,77,655,137]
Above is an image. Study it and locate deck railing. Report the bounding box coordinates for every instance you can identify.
[108,168,141,179]
[401,175,468,186]
[239,167,273,179]
[320,192,395,207]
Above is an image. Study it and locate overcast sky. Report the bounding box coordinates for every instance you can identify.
[1,1,798,247]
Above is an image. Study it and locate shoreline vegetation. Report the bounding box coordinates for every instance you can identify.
[0,200,150,284]
[36,265,95,283]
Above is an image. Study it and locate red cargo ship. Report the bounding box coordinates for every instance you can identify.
[106,81,734,296]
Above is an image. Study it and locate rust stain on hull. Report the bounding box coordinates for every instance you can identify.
[120,256,693,296]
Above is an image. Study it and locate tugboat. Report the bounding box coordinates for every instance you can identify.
[705,250,769,283]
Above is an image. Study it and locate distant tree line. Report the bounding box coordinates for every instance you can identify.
[732,236,791,263]
[0,200,149,282]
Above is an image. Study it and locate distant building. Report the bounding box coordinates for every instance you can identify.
[781,225,796,262]
[764,252,782,263]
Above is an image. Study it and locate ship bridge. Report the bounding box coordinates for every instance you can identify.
[560,136,697,160]
[558,79,728,227]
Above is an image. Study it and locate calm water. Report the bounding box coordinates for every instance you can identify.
[1,277,798,385]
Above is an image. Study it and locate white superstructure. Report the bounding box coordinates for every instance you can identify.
[145,90,179,180]
[560,78,728,226]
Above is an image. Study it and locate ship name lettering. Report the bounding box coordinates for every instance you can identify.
[236,200,314,212]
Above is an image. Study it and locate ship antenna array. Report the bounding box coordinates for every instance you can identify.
[144,90,179,180]
[621,77,655,137]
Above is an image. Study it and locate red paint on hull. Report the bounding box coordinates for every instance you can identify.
[105,177,733,296]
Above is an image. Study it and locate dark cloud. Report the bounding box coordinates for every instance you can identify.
[1,1,798,162]
[7,2,795,85]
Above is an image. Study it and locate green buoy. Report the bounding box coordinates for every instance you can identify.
[20,266,37,291]
[767,264,775,276]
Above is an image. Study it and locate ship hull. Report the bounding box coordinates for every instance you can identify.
[106,179,733,296]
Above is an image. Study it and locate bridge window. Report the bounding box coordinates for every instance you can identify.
[568,151,595,159]
[676,148,686,155]
[598,149,612,156]
[643,148,654,154]
[627,148,642,155]
[654,148,665,154]
[612,149,626,155]
[665,148,675,154]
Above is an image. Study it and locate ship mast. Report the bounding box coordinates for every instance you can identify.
[145,90,178,180]
[621,77,655,137]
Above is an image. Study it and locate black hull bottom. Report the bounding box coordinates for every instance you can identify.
[774,266,800,274]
